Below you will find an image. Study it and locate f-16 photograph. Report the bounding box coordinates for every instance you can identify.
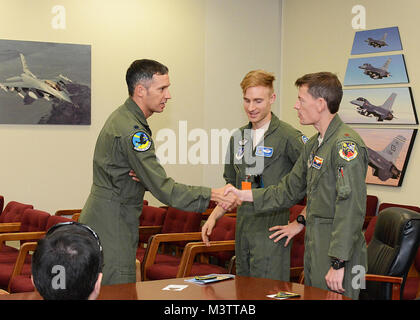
[339,87,417,125]
[343,54,408,86]
[0,39,91,125]
[354,128,417,187]
[351,26,402,55]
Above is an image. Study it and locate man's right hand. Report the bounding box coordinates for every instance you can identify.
[211,184,242,211]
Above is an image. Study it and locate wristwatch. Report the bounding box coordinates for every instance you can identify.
[296,214,306,226]
[331,258,345,270]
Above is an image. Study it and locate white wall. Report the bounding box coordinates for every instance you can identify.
[0,0,283,212]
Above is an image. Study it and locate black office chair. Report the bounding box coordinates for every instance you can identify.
[360,207,420,300]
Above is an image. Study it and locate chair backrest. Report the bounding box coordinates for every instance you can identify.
[0,201,34,223]
[139,205,167,243]
[378,202,420,214]
[45,215,73,231]
[161,207,202,247]
[289,205,306,268]
[364,207,420,300]
[364,215,378,245]
[364,195,379,229]
[161,207,202,234]
[20,209,50,232]
[0,196,4,215]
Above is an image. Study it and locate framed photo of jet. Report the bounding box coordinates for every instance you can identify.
[343,54,408,86]
[339,87,418,125]
[351,26,403,55]
[353,128,417,187]
[0,39,91,125]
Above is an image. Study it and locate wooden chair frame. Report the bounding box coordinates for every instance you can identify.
[141,232,202,281]
[7,241,37,292]
[176,240,235,278]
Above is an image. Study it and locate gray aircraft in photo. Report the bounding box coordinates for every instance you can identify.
[367,135,406,181]
[359,58,391,79]
[0,53,73,105]
[350,92,396,122]
[365,33,388,48]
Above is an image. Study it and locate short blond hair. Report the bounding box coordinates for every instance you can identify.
[240,70,275,94]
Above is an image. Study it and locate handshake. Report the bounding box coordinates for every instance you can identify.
[211,184,243,211]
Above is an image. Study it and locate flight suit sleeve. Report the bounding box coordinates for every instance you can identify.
[223,136,237,186]
[285,130,306,164]
[125,130,211,213]
[328,140,368,261]
[252,148,308,213]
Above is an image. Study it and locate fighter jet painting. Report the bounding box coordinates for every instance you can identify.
[358,58,391,80]
[351,26,402,55]
[365,33,388,48]
[0,39,91,125]
[0,53,74,105]
[339,88,417,125]
[350,93,396,122]
[354,128,417,187]
[344,54,408,86]
[367,135,405,182]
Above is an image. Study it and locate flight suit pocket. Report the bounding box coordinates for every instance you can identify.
[336,166,351,200]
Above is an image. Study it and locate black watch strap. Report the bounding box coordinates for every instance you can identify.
[296,214,306,226]
[331,258,345,270]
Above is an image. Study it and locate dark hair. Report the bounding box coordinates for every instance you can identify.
[295,72,343,114]
[32,223,104,300]
[126,59,169,96]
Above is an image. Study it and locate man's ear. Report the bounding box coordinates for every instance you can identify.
[269,93,276,104]
[134,83,147,98]
[317,97,328,113]
[88,273,103,300]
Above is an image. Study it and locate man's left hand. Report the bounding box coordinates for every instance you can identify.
[325,267,345,294]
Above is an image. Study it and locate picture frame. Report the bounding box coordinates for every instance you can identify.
[353,128,417,187]
[351,26,402,55]
[343,54,408,86]
[0,39,91,125]
[339,87,418,125]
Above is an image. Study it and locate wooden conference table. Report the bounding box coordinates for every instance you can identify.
[0,276,349,300]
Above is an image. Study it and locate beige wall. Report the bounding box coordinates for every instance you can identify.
[280,0,420,206]
[0,0,282,212]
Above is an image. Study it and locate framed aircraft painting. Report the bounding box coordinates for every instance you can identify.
[353,128,417,187]
[351,26,403,55]
[339,87,418,125]
[343,54,408,86]
[0,39,91,125]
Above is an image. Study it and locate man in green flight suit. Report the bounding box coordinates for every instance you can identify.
[80,59,238,285]
[202,70,306,281]
[225,72,368,299]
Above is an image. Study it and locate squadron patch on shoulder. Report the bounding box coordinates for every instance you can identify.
[339,141,358,161]
[132,131,152,152]
[301,135,309,144]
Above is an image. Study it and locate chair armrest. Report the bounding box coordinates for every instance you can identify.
[0,232,45,250]
[7,242,38,292]
[54,209,82,216]
[290,266,305,284]
[138,225,163,236]
[0,223,21,233]
[365,274,403,300]
[176,240,235,278]
[141,232,202,281]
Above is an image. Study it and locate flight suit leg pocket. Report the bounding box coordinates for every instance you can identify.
[336,166,351,200]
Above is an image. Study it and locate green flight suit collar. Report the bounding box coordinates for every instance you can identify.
[124,97,150,130]
[244,112,281,137]
[318,114,343,145]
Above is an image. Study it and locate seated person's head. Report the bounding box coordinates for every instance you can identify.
[31,222,104,300]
